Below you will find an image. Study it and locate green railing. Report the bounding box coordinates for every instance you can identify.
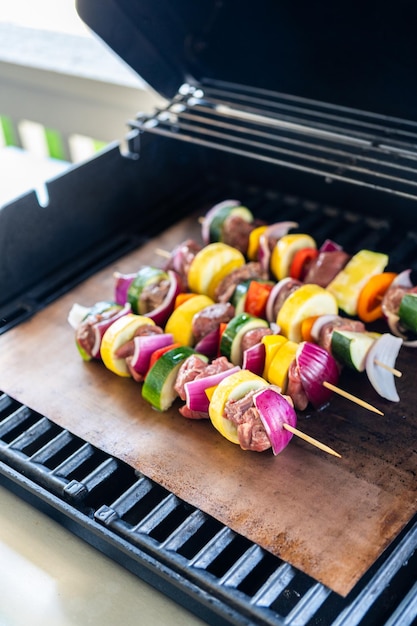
[0,25,163,163]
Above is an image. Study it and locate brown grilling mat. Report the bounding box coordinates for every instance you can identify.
[0,215,416,596]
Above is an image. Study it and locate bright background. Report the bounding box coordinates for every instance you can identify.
[0,0,90,35]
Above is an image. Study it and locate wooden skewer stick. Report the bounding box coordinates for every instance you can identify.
[322,381,384,415]
[374,359,402,378]
[283,423,342,458]
[155,247,172,259]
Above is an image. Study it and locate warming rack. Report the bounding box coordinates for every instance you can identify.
[130,79,417,200]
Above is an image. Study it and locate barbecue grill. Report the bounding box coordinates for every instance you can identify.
[1,1,417,624]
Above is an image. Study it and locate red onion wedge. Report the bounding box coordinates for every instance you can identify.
[90,303,132,359]
[296,341,340,408]
[145,270,183,327]
[265,277,301,323]
[319,239,343,253]
[258,222,299,274]
[195,327,221,359]
[242,342,265,376]
[114,272,137,305]
[381,269,417,346]
[184,366,241,414]
[201,199,241,244]
[130,333,174,375]
[365,333,403,402]
[253,387,297,455]
[391,269,414,289]
[310,314,339,343]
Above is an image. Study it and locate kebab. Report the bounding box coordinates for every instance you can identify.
[114,251,402,404]
[68,202,407,455]
[196,199,417,337]
[69,286,388,429]
[68,305,341,458]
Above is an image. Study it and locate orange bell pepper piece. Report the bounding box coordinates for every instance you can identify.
[357,272,397,322]
[300,315,320,342]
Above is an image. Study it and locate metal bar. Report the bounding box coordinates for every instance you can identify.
[383,581,417,626]
[200,81,417,145]
[135,123,417,201]
[171,107,417,174]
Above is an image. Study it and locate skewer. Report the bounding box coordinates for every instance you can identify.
[153,247,391,414]
[155,247,172,259]
[283,423,342,458]
[375,359,402,377]
[322,381,384,415]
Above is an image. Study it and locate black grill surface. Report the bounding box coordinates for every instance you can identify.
[1,392,417,626]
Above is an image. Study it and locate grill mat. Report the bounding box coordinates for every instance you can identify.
[1,186,417,624]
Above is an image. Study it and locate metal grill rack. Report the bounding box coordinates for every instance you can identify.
[1,391,417,626]
[131,80,417,200]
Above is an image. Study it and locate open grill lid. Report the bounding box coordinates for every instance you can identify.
[76,0,417,122]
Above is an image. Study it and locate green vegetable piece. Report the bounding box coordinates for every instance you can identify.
[127,267,168,314]
[331,329,377,372]
[399,293,417,333]
[142,346,196,411]
[220,312,269,365]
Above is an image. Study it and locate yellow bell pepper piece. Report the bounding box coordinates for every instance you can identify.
[266,340,298,391]
[247,225,268,261]
[165,294,214,345]
[261,334,288,379]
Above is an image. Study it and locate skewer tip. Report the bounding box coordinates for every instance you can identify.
[283,423,342,458]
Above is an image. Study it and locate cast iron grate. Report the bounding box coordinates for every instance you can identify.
[1,392,416,626]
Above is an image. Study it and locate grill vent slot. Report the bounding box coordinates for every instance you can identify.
[1,391,416,626]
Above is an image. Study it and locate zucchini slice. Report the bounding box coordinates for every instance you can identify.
[142,345,196,411]
[220,312,269,365]
[331,329,378,371]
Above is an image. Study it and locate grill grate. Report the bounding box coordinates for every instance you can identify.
[1,391,416,626]
[131,81,417,201]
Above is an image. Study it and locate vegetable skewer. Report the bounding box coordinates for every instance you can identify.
[69,305,343,457]
[68,198,412,459]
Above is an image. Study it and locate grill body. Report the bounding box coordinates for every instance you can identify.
[1,1,417,623]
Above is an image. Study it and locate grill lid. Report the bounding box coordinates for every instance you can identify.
[76,0,417,121]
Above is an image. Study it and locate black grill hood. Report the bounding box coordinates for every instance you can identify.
[76,0,417,122]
